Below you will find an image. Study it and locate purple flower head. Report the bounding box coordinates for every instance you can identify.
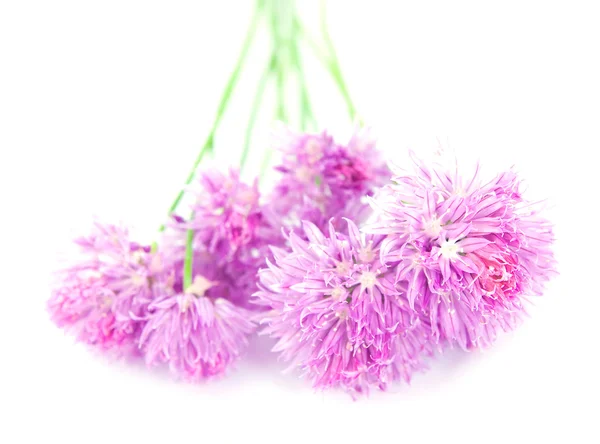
[370,152,557,349]
[159,236,257,310]
[48,223,160,353]
[139,275,255,380]
[268,127,390,234]
[167,168,280,309]
[135,170,267,378]
[254,219,433,395]
[48,274,136,352]
[182,168,276,263]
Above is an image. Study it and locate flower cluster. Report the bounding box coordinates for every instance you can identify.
[255,219,433,395]
[49,130,556,396]
[166,169,279,309]
[45,0,557,397]
[254,150,556,395]
[369,153,557,349]
[49,169,273,379]
[184,169,275,265]
[268,127,389,234]
[139,275,255,380]
[48,223,157,355]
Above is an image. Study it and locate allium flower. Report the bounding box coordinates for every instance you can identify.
[183,168,277,263]
[133,169,265,378]
[268,127,389,234]
[370,152,557,349]
[48,223,159,353]
[168,168,279,309]
[140,275,255,380]
[254,219,433,395]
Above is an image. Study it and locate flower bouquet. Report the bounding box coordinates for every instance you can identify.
[48,0,556,397]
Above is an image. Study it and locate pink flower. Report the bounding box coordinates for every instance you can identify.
[48,223,159,354]
[132,170,268,377]
[182,168,276,262]
[268,127,389,235]
[255,219,433,395]
[140,276,255,380]
[370,153,557,349]
[49,274,138,351]
[166,168,279,310]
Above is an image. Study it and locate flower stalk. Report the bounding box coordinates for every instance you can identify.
[319,0,356,119]
[173,0,359,320]
[177,1,264,285]
[159,1,263,233]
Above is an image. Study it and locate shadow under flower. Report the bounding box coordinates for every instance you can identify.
[78,327,516,400]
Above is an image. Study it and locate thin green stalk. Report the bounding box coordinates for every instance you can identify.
[178,1,264,287]
[259,51,284,179]
[158,136,213,232]
[319,0,356,119]
[183,228,194,290]
[260,2,291,178]
[272,0,293,124]
[239,57,274,172]
[209,3,263,137]
[291,19,316,130]
[275,55,287,122]
[327,62,356,120]
[297,69,316,130]
[158,2,262,233]
[295,20,330,67]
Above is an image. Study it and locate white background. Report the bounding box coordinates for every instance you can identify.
[1,1,599,443]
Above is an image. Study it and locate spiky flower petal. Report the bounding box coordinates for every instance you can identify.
[255,219,433,395]
[370,153,557,349]
[48,223,158,353]
[268,127,389,234]
[134,169,266,377]
[168,168,280,308]
[140,276,255,380]
[182,169,274,258]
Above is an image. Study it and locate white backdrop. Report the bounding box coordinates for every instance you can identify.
[1,1,598,443]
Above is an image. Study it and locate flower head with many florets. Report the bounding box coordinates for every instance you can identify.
[370,153,557,349]
[132,169,265,379]
[168,168,279,309]
[48,223,160,354]
[184,168,276,263]
[139,275,255,380]
[49,170,265,378]
[255,219,433,395]
[268,127,389,234]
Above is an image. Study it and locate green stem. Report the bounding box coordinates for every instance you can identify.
[327,62,356,120]
[291,19,316,130]
[183,228,194,290]
[240,57,274,172]
[159,2,262,232]
[260,1,292,178]
[179,1,264,287]
[158,136,213,233]
[274,52,287,121]
[318,0,356,119]
[210,3,262,136]
[259,51,283,179]
[298,69,316,130]
[295,20,330,67]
